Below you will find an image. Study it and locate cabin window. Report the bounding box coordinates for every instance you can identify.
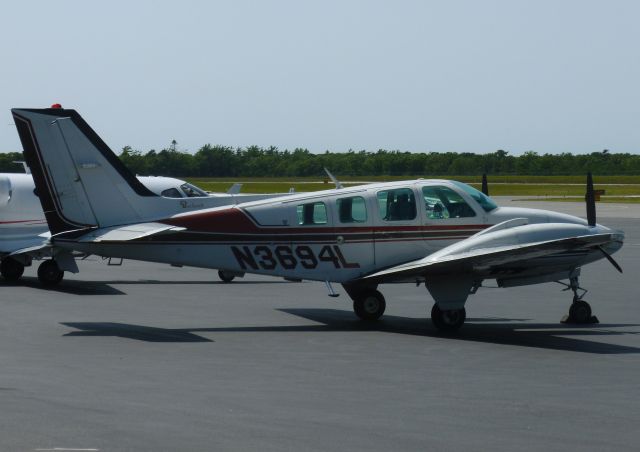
[377,188,416,221]
[161,188,183,198]
[180,183,208,197]
[296,202,328,225]
[337,196,367,223]
[451,181,498,212]
[422,186,476,219]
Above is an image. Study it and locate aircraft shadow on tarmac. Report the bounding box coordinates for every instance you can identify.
[61,308,640,354]
[93,280,292,285]
[4,278,126,296]
[2,278,290,295]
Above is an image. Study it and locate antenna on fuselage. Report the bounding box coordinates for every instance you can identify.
[481,173,489,196]
[585,172,596,227]
[324,168,343,189]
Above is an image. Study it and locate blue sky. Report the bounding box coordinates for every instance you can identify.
[1,0,639,154]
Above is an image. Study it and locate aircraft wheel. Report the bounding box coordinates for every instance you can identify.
[431,304,466,332]
[353,289,386,321]
[1,258,25,282]
[218,270,236,283]
[568,300,592,324]
[37,260,64,287]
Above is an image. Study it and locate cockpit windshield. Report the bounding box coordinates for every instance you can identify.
[180,183,208,197]
[451,181,498,212]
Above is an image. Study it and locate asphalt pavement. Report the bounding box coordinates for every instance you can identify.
[0,203,638,451]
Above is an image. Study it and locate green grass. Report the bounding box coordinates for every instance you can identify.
[465,183,640,197]
[519,196,640,203]
[188,175,640,184]
[185,176,640,199]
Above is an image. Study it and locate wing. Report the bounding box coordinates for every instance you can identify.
[363,223,619,283]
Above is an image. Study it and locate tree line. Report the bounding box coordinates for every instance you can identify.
[1,146,639,177]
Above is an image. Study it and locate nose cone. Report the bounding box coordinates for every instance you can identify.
[601,228,625,256]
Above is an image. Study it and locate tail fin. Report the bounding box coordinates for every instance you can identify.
[12,108,157,234]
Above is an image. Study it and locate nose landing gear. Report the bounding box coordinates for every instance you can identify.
[560,275,599,324]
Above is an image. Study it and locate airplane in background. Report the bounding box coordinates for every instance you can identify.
[0,170,291,285]
[11,106,624,332]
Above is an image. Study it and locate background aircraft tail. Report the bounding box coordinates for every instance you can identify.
[12,107,159,235]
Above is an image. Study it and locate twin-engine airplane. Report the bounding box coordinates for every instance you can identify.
[11,107,624,332]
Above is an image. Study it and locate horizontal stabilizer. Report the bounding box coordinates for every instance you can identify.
[9,242,51,257]
[73,223,186,243]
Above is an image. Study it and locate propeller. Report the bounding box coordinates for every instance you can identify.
[598,245,623,273]
[586,172,622,273]
[585,172,596,227]
[481,173,489,196]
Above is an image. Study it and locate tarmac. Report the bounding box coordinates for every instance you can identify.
[0,201,639,451]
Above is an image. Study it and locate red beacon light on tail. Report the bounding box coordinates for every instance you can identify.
[50,103,62,109]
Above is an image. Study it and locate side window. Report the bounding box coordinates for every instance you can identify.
[161,188,183,198]
[180,183,208,197]
[422,186,476,219]
[337,196,367,223]
[377,188,416,221]
[296,202,327,225]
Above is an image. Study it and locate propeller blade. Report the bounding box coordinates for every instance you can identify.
[481,173,489,196]
[598,245,623,273]
[585,172,596,226]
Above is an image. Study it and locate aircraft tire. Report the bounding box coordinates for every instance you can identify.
[37,260,64,287]
[1,258,25,282]
[353,289,386,321]
[218,270,236,283]
[568,300,592,324]
[431,304,466,332]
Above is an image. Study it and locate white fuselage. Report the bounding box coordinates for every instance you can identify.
[52,179,622,284]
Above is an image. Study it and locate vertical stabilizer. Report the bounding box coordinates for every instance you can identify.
[12,108,157,234]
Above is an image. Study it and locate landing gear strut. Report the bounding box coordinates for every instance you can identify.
[560,275,598,324]
[37,260,64,287]
[1,258,25,282]
[431,304,466,332]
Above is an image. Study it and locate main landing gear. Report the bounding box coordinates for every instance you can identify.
[353,289,386,321]
[342,284,466,332]
[560,275,598,324]
[430,304,466,332]
[342,284,386,321]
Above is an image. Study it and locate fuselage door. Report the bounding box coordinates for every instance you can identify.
[373,186,425,270]
[419,183,486,253]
